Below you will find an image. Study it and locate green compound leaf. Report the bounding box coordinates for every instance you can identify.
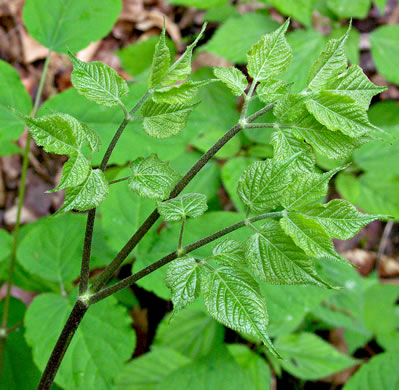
[237,155,299,214]
[69,53,129,107]
[343,352,399,390]
[327,0,371,19]
[115,346,191,390]
[273,93,310,124]
[280,213,345,263]
[141,99,199,138]
[256,79,290,104]
[154,308,225,359]
[56,169,109,215]
[47,152,91,193]
[298,199,379,240]
[158,193,207,221]
[212,239,246,267]
[149,25,171,88]
[153,80,213,104]
[324,65,386,110]
[306,91,379,137]
[166,257,202,313]
[201,265,279,357]
[213,67,248,96]
[247,19,291,82]
[271,0,315,27]
[246,220,331,288]
[25,292,135,390]
[161,24,207,87]
[307,27,348,91]
[275,332,357,380]
[128,154,180,200]
[21,113,84,155]
[282,166,343,210]
[271,127,315,172]
[23,0,121,53]
[291,111,363,160]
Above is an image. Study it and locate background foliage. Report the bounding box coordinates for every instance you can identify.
[0,0,398,389]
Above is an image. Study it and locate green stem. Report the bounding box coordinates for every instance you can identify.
[78,90,152,295]
[245,123,290,129]
[0,51,51,376]
[89,211,282,304]
[109,176,130,185]
[178,217,186,250]
[89,102,276,293]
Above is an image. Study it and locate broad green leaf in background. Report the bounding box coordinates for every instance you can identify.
[213,67,248,96]
[201,12,279,63]
[270,0,316,26]
[271,128,315,172]
[141,100,198,138]
[280,29,327,92]
[154,308,225,359]
[160,24,206,87]
[25,292,135,390]
[324,65,385,110]
[275,332,357,380]
[237,155,298,214]
[153,80,213,104]
[204,3,238,22]
[292,112,361,159]
[212,239,246,267]
[69,53,129,107]
[327,0,371,19]
[158,193,207,221]
[21,113,82,155]
[299,199,378,239]
[169,151,220,199]
[0,298,40,389]
[115,346,191,390]
[56,169,109,215]
[118,35,175,80]
[257,79,291,104]
[281,213,345,262]
[307,29,348,91]
[47,152,91,193]
[246,220,331,287]
[260,283,331,336]
[17,213,111,287]
[17,214,85,285]
[201,265,278,356]
[343,352,399,390]
[336,172,399,220]
[353,102,399,173]
[23,0,122,53]
[0,229,12,263]
[0,60,32,155]
[306,92,377,137]
[155,346,254,390]
[227,344,271,390]
[100,168,156,256]
[370,25,399,85]
[166,257,201,312]
[149,26,171,88]
[247,19,292,82]
[128,154,180,200]
[282,167,342,210]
